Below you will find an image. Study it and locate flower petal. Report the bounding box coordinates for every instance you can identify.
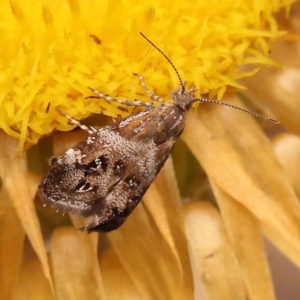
[0,131,54,294]
[183,97,300,267]
[242,67,300,135]
[184,201,247,300]
[51,227,104,300]
[0,185,25,299]
[14,256,53,300]
[272,133,300,196]
[210,181,276,300]
[100,247,142,299]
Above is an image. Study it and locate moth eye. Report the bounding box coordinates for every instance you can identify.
[86,155,109,172]
[113,159,125,176]
[125,176,140,189]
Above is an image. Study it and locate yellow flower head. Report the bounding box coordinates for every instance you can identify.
[0,0,288,150]
[2,1,300,299]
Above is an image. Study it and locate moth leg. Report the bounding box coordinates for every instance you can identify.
[87,87,154,108]
[58,109,97,134]
[133,72,164,104]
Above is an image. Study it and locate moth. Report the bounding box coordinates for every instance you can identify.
[38,33,278,232]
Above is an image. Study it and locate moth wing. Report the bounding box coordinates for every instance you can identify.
[39,127,143,216]
[39,105,183,232]
[82,138,176,232]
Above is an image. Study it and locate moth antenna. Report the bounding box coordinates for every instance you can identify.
[195,97,279,124]
[140,32,185,93]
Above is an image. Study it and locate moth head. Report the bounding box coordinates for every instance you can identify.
[172,84,197,112]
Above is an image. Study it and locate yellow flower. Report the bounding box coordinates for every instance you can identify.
[0,0,285,150]
[1,0,300,300]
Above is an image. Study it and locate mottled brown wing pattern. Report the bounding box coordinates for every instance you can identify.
[83,136,177,232]
[39,106,183,232]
